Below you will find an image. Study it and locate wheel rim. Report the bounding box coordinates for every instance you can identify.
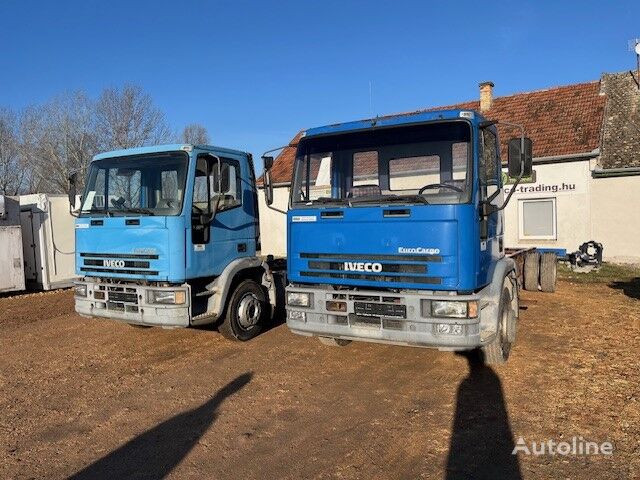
[237,293,262,330]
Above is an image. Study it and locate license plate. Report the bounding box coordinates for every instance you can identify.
[354,302,406,318]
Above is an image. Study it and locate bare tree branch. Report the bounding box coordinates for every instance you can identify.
[181,123,210,145]
[0,107,27,195]
[95,85,171,151]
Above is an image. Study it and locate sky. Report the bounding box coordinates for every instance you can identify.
[1,0,639,173]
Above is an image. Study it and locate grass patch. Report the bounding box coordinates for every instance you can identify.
[558,262,640,283]
[558,262,640,299]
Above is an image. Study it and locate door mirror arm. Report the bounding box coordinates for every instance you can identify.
[479,120,533,216]
[68,172,79,217]
[261,148,287,215]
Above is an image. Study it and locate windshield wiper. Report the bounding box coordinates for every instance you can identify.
[304,197,348,205]
[386,194,430,204]
[110,207,155,216]
[348,194,429,205]
[80,208,112,217]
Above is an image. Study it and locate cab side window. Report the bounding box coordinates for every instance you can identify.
[480,129,499,198]
[212,159,242,210]
[193,157,210,212]
[192,156,211,244]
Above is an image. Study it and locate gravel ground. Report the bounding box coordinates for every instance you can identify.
[0,280,638,479]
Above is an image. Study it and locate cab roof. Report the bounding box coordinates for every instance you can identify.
[303,109,484,139]
[92,144,249,161]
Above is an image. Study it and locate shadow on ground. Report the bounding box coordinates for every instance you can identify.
[69,372,252,480]
[445,351,522,480]
[609,277,640,299]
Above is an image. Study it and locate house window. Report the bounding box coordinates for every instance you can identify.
[388,155,440,190]
[518,198,557,240]
[352,151,379,186]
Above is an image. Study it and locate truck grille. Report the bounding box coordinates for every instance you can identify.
[299,252,442,285]
[80,252,160,276]
[97,285,140,313]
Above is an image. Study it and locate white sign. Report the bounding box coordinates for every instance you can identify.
[292,215,317,223]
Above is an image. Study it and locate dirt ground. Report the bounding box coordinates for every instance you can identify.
[0,279,638,479]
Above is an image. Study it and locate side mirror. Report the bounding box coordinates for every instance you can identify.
[264,170,274,206]
[262,155,274,171]
[508,137,533,178]
[68,172,78,208]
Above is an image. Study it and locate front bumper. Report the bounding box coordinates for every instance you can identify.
[286,285,484,350]
[74,280,191,328]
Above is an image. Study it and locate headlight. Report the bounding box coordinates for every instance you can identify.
[430,300,478,318]
[147,290,186,305]
[74,284,87,297]
[287,291,312,307]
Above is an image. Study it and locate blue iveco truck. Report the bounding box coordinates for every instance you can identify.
[262,109,533,363]
[69,144,282,341]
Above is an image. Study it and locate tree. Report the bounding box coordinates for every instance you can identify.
[181,123,210,144]
[20,91,97,194]
[0,107,27,195]
[95,84,171,151]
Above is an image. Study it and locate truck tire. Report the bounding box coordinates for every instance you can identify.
[481,288,514,364]
[524,252,540,291]
[318,336,351,347]
[539,252,557,293]
[218,279,266,342]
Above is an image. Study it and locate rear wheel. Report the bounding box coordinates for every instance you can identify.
[318,336,351,347]
[219,279,266,341]
[540,252,558,293]
[481,288,514,364]
[524,252,540,291]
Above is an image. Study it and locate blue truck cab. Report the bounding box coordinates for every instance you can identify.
[263,109,532,363]
[72,144,280,341]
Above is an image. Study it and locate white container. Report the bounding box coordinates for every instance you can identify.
[0,195,26,293]
[19,194,77,290]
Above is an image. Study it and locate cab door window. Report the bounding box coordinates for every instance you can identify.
[211,159,241,210]
[480,129,499,199]
[192,155,212,244]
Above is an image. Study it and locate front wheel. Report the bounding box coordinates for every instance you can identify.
[481,288,515,364]
[218,279,266,341]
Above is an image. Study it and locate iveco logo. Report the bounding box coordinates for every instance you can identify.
[103,259,125,268]
[344,262,383,273]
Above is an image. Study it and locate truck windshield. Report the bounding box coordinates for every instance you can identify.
[80,152,189,216]
[291,121,472,206]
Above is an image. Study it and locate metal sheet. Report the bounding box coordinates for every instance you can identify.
[0,226,25,293]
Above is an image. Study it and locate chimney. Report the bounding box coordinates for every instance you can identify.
[479,81,494,112]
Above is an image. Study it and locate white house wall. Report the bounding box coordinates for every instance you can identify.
[503,160,592,254]
[257,186,288,257]
[589,174,640,263]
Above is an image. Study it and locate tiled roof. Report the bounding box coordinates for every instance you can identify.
[269,80,606,184]
[599,72,640,169]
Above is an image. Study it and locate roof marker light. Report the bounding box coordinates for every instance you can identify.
[181,145,193,152]
[459,111,474,119]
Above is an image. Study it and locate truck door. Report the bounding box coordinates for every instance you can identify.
[189,154,252,279]
[479,127,503,282]
[209,157,252,271]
